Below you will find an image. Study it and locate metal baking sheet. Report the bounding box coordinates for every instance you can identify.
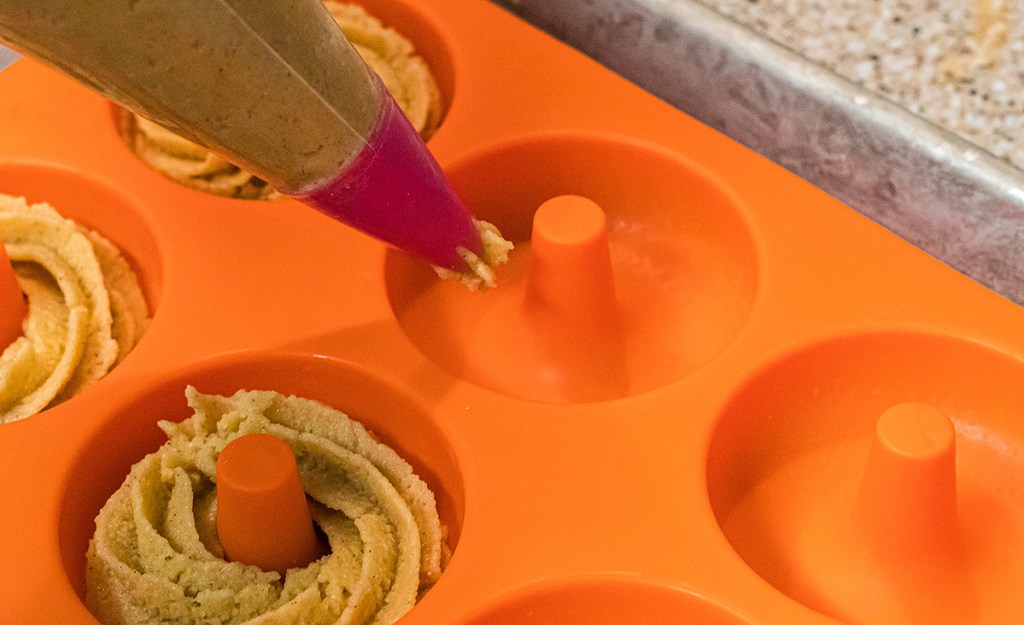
[490,0,1024,305]
[0,45,18,72]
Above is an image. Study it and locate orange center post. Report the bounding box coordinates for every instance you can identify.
[788,402,975,624]
[526,195,619,328]
[855,402,959,553]
[478,194,629,402]
[215,433,322,576]
[0,243,26,350]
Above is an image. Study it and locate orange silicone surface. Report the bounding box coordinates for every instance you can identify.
[3,1,1024,624]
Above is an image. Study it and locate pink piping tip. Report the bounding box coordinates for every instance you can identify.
[294,90,482,271]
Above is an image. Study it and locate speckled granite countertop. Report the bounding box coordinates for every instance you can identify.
[708,0,1021,168]
[492,0,1024,305]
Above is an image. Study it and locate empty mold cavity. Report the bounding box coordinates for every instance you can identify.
[707,332,1024,625]
[112,0,455,200]
[387,134,758,403]
[58,351,464,608]
[455,576,755,625]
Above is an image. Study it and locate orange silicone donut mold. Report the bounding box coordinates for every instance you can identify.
[453,575,758,625]
[2,0,1024,623]
[386,134,758,402]
[0,234,25,349]
[708,331,1024,625]
[57,351,465,609]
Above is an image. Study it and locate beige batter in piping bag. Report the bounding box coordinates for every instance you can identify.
[0,0,485,271]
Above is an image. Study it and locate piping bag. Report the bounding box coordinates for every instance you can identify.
[0,0,495,275]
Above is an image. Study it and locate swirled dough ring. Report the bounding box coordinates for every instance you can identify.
[0,194,149,423]
[86,387,446,625]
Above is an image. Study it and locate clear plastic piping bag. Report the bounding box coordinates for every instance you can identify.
[0,0,483,269]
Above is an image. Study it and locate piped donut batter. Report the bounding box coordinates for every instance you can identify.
[86,387,447,625]
[0,194,149,423]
